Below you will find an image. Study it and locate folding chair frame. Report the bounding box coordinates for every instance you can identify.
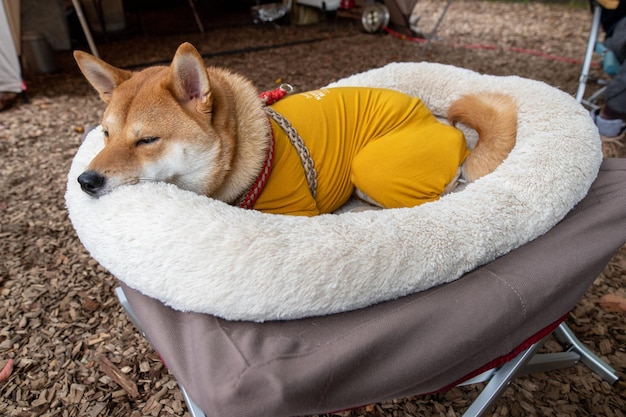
[576,2,604,108]
[115,287,618,417]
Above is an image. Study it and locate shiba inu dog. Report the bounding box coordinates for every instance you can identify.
[74,42,517,216]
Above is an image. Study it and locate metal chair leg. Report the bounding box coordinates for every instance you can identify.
[180,384,207,417]
[553,322,619,385]
[460,339,546,417]
[576,3,603,103]
[460,321,619,417]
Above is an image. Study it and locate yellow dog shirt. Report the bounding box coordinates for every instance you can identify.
[252,87,468,216]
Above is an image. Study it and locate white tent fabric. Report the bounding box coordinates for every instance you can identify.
[0,1,22,93]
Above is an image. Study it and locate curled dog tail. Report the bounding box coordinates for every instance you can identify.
[447,93,518,182]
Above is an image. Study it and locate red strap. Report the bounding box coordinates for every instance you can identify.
[259,84,294,105]
[236,85,294,209]
[259,87,287,105]
[238,118,275,209]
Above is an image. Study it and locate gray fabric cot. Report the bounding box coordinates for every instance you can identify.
[117,159,625,417]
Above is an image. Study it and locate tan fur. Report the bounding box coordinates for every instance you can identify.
[447,93,518,182]
[74,42,518,210]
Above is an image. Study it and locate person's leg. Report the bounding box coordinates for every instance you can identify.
[602,64,626,118]
[595,18,626,136]
[592,65,626,137]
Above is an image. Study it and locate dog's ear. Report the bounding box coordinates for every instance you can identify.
[73,51,131,104]
[169,42,212,114]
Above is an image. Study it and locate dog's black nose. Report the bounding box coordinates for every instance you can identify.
[78,170,106,197]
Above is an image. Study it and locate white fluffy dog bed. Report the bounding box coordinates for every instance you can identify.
[66,62,602,322]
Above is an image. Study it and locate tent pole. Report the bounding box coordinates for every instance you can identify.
[418,0,452,59]
[71,0,100,58]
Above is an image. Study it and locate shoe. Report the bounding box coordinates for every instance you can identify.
[590,108,626,137]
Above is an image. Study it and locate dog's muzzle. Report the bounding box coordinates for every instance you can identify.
[77,170,107,197]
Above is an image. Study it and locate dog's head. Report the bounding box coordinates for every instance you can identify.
[74,42,236,198]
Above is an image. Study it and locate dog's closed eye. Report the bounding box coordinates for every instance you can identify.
[136,136,160,146]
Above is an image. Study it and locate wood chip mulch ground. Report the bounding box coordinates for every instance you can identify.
[1,1,625,416]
